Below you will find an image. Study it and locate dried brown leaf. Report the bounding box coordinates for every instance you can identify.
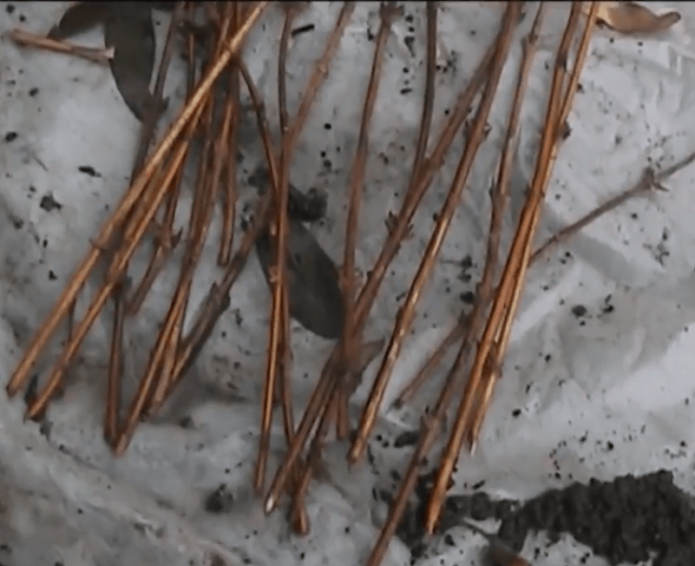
[47,1,113,40]
[256,217,345,340]
[589,2,681,35]
[104,4,164,122]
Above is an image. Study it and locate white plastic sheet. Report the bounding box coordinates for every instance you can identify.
[1,2,695,565]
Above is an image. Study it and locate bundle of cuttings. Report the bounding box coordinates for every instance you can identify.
[3,2,686,566]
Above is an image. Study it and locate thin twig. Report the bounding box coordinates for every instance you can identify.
[7,27,114,64]
[422,1,586,534]
[386,0,443,410]
[410,1,438,184]
[265,349,340,515]
[364,5,523,564]
[8,2,269,414]
[132,3,184,179]
[394,2,545,418]
[104,1,185,450]
[286,1,398,521]
[530,152,695,262]
[349,0,517,467]
[466,1,601,452]
[162,58,279,404]
[113,129,203,454]
[255,0,357,498]
[335,1,399,441]
[104,279,126,446]
[463,1,545,451]
[143,94,217,414]
[336,34,497,425]
[391,314,469,409]
[267,3,302,526]
[276,1,298,450]
[217,3,243,266]
[278,6,296,136]
[264,21,497,517]
[127,3,201,314]
[124,12,242,442]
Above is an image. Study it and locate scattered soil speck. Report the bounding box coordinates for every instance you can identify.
[40,193,62,212]
[204,484,234,514]
[78,165,101,177]
[10,214,23,229]
[571,304,587,318]
[291,23,315,37]
[460,290,476,304]
[394,430,419,448]
[4,132,17,143]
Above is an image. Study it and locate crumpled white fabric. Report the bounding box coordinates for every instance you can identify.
[1,2,695,566]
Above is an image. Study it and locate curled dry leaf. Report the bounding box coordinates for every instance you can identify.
[47,1,113,40]
[588,2,681,35]
[104,4,165,122]
[255,216,345,340]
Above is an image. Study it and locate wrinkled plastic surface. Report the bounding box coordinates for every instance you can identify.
[1,2,695,566]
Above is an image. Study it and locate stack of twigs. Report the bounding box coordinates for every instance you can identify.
[6,2,690,565]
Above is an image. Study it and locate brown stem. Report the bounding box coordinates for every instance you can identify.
[161,58,279,405]
[391,314,469,409]
[103,1,185,448]
[217,4,243,267]
[6,2,269,402]
[264,15,497,517]
[410,1,438,182]
[126,4,202,314]
[530,153,695,262]
[349,1,517,467]
[364,5,523,564]
[335,1,399,440]
[105,279,126,446]
[342,37,496,391]
[394,2,545,421]
[422,1,585,535]
[469,1,602,451]
[255,0,357,496]
[7,27,113,64]
[113,135,203,454]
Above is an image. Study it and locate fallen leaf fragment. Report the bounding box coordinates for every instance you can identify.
[104,4,163,122]
[47,1,112,40]
[256,216,345,340]
[587,2,681,35]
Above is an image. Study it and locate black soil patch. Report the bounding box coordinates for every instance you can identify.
[203,484,234,514]
[396,470,695,566]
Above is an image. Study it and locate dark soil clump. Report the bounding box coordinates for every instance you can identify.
[397,470,695,566]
